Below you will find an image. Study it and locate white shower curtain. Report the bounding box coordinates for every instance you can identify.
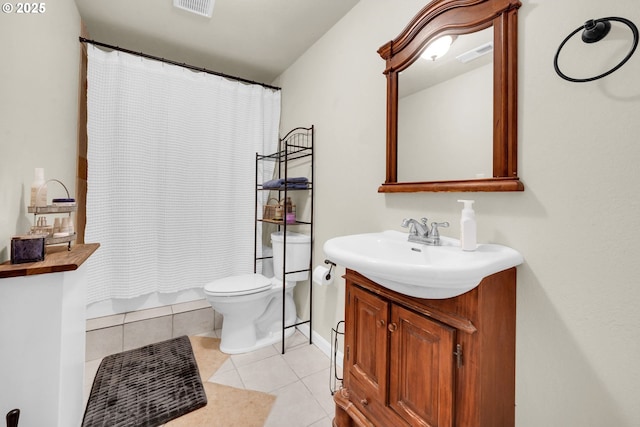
[85,46,280,304]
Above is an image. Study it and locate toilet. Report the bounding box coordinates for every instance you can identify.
[204,231,311,354]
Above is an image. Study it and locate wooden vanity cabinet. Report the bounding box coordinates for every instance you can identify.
[333,268,517,427]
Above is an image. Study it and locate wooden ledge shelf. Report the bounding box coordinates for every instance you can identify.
[0,243,100,279]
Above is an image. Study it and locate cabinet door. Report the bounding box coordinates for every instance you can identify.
[389,305,455,427]
[346,284,389,405]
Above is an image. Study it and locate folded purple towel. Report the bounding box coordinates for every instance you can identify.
[262,178,284,188]
[285,177,309,183]
[262,177,308,189]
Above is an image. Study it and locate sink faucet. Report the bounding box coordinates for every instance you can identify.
[401,217,449,245]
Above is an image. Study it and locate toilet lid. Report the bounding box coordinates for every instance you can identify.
[205,274,273,296]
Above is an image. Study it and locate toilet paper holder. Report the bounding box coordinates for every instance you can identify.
[324,259,336,281]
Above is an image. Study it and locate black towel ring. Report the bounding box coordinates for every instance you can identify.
[554,17,638,83]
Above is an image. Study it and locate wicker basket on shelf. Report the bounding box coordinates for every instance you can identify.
[263,197,282,221]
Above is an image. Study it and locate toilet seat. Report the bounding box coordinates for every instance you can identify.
[204,273,273,296]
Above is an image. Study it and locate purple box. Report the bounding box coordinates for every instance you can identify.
[11,235,46,264]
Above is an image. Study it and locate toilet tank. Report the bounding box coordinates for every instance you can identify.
[271,231,310,282]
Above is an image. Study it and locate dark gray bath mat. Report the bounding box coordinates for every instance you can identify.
[82,335,207,427]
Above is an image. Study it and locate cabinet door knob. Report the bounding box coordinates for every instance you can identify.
[377,319,386,328]
[360,398,369,406]
[388,322,398,332]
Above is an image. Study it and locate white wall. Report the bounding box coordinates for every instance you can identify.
[0,0,81,262]
[276,0,640,426]
[0,267,88,427]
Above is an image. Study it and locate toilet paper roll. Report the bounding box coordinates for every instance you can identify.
[312,265,334,286]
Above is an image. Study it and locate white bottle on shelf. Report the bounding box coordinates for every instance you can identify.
[30,167,47,207]
[458,199,477,251]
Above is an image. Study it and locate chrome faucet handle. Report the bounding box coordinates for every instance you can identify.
[401,218,416,235]
[430,222,449,239]
[401,218,428,236]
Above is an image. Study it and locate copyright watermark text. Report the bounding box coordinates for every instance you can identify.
[2,3,46,14]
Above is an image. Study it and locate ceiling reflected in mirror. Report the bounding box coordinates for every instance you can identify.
[399,27,493,99]
[398,28,494,183]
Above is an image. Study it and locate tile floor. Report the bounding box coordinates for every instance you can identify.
[85,330,341,427]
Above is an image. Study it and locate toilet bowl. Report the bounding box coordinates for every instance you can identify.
[204,231,310,354]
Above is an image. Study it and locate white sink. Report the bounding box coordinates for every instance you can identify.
[323,230,523,299]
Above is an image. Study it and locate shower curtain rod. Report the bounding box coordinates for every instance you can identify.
[79,37,281,91]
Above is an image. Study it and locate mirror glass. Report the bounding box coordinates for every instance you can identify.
[397,27,493,182]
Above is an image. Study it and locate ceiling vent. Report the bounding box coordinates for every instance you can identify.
[173,0,215,18]
[456,41,494,63]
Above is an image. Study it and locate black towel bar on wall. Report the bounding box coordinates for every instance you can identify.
[554,17,639,83]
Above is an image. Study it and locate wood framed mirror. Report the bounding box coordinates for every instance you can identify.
[378,0,524,192]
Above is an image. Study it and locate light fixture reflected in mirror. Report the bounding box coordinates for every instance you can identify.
[421,35,456,61]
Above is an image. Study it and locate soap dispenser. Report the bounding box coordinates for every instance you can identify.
[458,199,477,251]
[30,167,47,207]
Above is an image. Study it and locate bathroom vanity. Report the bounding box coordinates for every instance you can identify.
[333,268,516,427]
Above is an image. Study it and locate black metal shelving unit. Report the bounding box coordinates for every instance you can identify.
[254,125,314,354]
